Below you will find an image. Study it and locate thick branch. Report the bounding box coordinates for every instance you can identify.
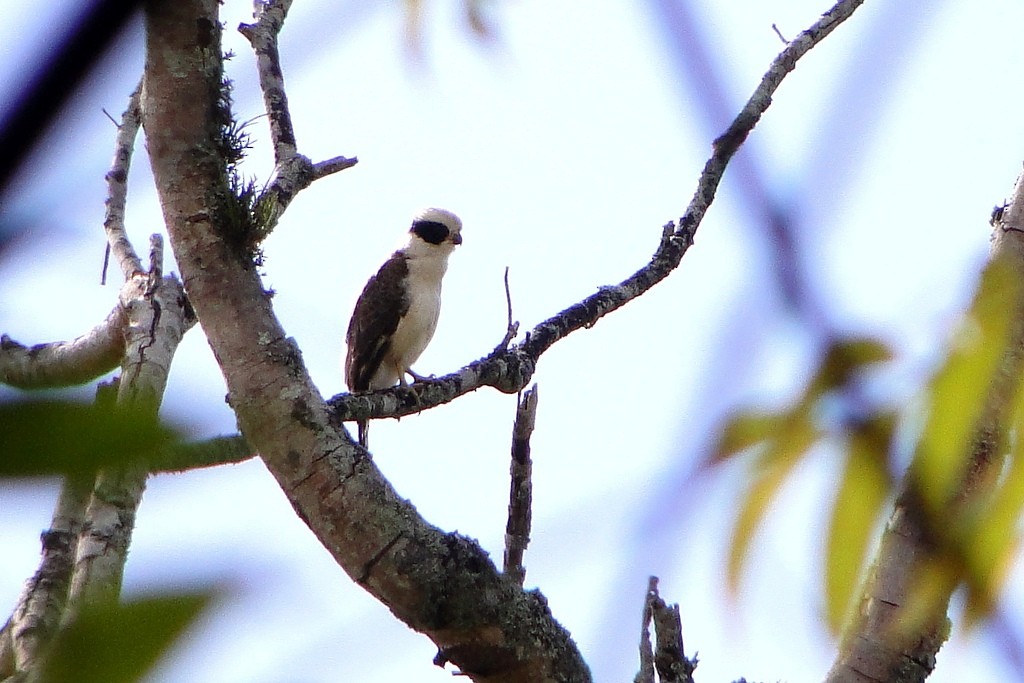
[1,306,126,389]
[141,0,865,680]
[144,3,586,681]
[66,266,190,622]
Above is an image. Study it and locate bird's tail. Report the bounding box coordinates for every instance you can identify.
[357,419,369,448]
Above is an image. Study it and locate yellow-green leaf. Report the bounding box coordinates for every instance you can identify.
[962,534,1018,630]
[727,415,820,592]
[825,417,893,634]
[914,255,1023,511]
[811,337,893,396]
[712,410,783,462]
[899,558,959,638]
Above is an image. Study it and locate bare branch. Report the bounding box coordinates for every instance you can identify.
[652,600,692,683]
[141,0,866,680]
[503,384,537,586]
[145,2,590,679]
[102,79,144,284]
[239,0,358,230]
[65,275,191,622]
[149,434,254,473]
[8,475,92,671]
[328,0,868,432]
[312,154,359,180]
[238,0,296,163]
[147,233,163,289]
[1,305,126,389]
[635,577,696,683]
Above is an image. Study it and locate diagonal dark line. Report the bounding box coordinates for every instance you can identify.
[0,0,143,198]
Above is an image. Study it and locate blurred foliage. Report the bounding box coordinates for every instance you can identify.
[403,0,496,50]
[37,591,213,683]
[714,251,1024,635]
[714,337,893,631]
[0,399,179,477]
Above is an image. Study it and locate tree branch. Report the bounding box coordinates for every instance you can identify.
[1,306,126,389]
[238,0,357,231]
[634,577,696,683]
[102,79,144,284]
[149,434,254,473]
[6,475,92,673]
[503,384,537,586]
[145,2,591,681]
[328,0,868,432]
[65,249,190,622]
[141,0,866,680]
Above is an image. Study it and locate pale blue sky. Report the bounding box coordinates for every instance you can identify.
[2,2,1023,681]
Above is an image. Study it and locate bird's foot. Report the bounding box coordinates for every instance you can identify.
[406,368,437,384]
[400,369,441,411]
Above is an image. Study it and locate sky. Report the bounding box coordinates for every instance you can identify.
[2,1,1024,681]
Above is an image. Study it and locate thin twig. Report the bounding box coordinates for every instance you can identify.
[503,384,537,585]
[493,267,519,353]
[102,79,144,284]
[312,154,359,180]
[772,23,789,44]
[149,434,255,473]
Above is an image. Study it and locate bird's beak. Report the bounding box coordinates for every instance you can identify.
[451,233,463,245]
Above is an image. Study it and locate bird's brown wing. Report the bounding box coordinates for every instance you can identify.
[345,253,410,391]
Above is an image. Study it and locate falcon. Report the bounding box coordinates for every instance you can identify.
[345,207,463,447]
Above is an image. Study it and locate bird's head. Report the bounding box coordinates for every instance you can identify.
[405,208,463,258]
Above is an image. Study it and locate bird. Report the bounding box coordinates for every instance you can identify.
[344,207,463,448]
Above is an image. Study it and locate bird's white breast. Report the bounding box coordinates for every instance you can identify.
[388,252,448,376]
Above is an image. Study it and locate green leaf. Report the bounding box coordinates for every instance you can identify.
[955,387,1024,627]
[0,400,179,476]
[713,410,783,462]
[914,255,1023,511]
[39,591,213,683]
[824,415,893,634]
[727,413,820,592]
[718,335,891,594]
[811,337,893,395]
[962,534,1018,629]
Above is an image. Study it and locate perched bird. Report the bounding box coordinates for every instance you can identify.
[345,208,463,447]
